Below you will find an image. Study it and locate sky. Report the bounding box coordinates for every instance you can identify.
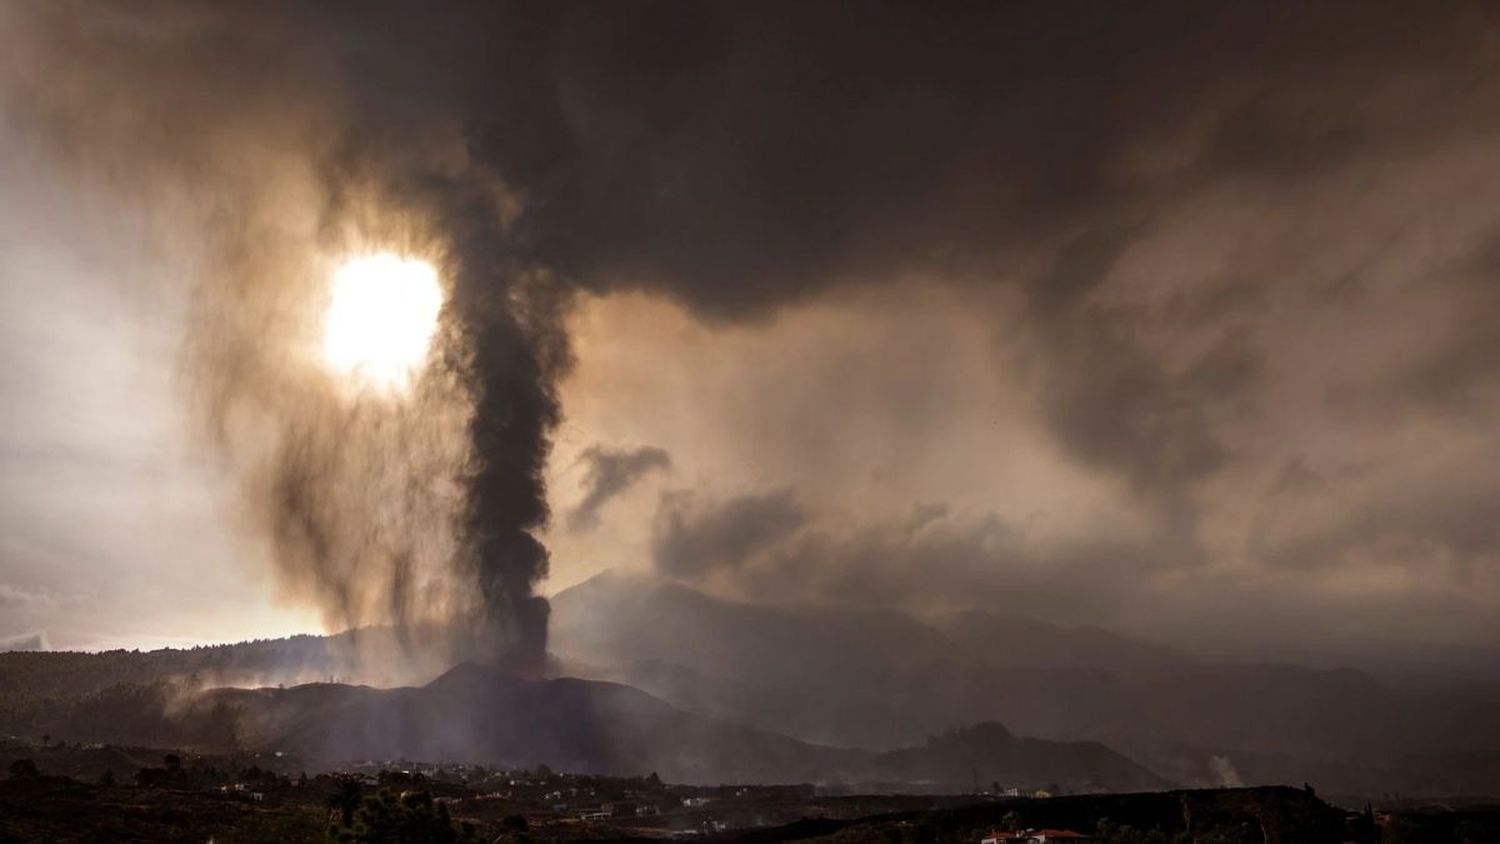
[2,1,1500,655]
[0,115,321,649]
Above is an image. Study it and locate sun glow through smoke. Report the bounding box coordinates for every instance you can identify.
[322,253,443,392]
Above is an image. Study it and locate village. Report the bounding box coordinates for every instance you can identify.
[10,734,1490,841]
[1,737,1177,840]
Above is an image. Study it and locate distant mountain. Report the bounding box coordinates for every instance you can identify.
[0,627,440,707]
[11,570,1500,795]
[552,570,964,694]
[550,570,977,748]
[873,722,1166,793]
[936,609,1186,672]
[549,571,1198,750]
[277,664,857,784]
[11,661,1165,790]
[547,571,1500,796]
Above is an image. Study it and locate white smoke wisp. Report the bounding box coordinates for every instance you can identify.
[1209,754,1245,788]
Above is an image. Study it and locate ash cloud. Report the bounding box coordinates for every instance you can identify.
[0,632,49,653]
[0,583,57,611]
[567,445,671,533]
[8,1,1500,655]
[0,2,574,672]
[645,491,1143,626]
[1209,756,1246,789]
[652,490,807,580]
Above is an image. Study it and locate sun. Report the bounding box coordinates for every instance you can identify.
[322,253,444,392]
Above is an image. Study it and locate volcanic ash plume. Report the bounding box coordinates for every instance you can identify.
[187,199,569,678]
[182,191,566,677]
[0,3,564,677]
[186,176,569,679]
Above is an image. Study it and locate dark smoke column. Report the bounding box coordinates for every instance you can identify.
[444,225,570,676]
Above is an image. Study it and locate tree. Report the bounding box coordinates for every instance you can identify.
[327,776,364,828]
[9,758,40,779]
[331,789,476,843]
[136,767,168,788]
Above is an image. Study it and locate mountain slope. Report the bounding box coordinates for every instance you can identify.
[546,571,1500,795]
[938,609,1186,672]
[262,663,850,784]
[18,662,1166,790]
[875,723,1166,792]
[549,571,1191,750]
[551,570,1144,749]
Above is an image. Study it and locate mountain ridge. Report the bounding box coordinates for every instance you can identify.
[547,570,1500,796]
[2,659,1167,790]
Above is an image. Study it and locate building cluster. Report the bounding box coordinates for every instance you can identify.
[980,829,1097,843]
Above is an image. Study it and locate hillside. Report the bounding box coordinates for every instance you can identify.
[548,571,1500,796]
[872,722,1166,793]
[4,662,1165,790]
[10,571,1500,794]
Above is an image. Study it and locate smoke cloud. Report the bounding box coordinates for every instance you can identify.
[0,632,50,653]
[8,1,1500,658]
[0,2,576,673]
[567,445,672,533]
[1209,755,1246,789]
[652,490,807,581]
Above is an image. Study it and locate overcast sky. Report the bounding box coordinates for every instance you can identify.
[3,2,1500,654]
[0,117,319,649]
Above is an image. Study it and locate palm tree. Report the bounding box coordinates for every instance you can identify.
[327,776,364,828]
